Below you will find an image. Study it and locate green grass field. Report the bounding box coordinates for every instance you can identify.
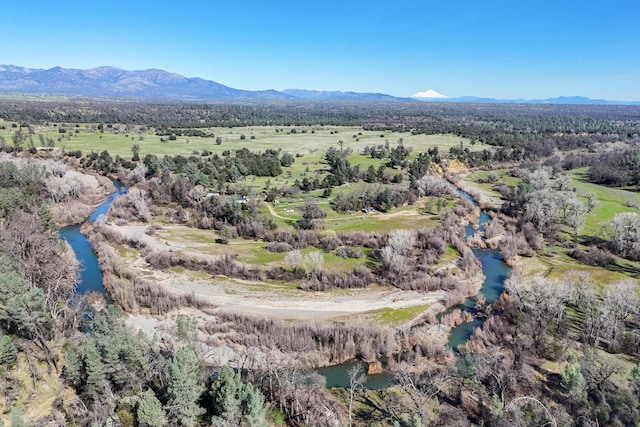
[570,167,640,236]
[2,123,489,161]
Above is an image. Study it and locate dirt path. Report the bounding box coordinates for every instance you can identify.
[265,202,295,220]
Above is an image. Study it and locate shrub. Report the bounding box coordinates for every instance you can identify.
[266,241,294,253]
[571,246,616,266]
[335,246,364,259]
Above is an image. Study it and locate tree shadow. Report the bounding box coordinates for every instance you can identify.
[604,262,640,278]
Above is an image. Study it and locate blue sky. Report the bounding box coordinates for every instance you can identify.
[2,0,640,100]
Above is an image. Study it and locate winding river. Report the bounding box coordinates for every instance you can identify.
[446,191,511,349]
[59,181,126,296]
[58,181,509,390]
[318,190,511,388]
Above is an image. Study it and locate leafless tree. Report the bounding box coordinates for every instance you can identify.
[3,209,79,326]
[126,163,147,184]
[387,229,415,255]
[347,363,365,427]
[604,212,640,259]
[127,187,151,222]
[390,361,451,425]
[284,249,303,272]
[415,173,456,197]
[600,280,640,348]
[187,185,207,209]
[584,191,598,213]
[506,274,572,354]
[303,251,325,278]
[505,396,557,427]
[381,246,409,278]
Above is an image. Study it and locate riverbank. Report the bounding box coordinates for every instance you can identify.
[50,171,115,227]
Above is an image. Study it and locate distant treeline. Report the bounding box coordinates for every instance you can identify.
[2,100,640,146]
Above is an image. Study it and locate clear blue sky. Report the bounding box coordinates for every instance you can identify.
[3,0,640,100]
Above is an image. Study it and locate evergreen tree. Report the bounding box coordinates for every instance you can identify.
[62,347,82,388]
[0,336,17,370]
[166,347,204,427]
[210,365,266,427]
[84,340,107,396]
[137,389,166,427]
[561,355,587,404]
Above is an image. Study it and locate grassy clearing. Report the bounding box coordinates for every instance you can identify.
[7,124,490,162]
[435,245,459,269]
[519,249,637,287]
[375,304,432,325]
[462,169,516,199]
[115,245,138,259]
[0,355,76,424]
[570,167,640,236]
[326,209,437,233]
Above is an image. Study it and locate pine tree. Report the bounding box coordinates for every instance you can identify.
[166,347,204,427]
[210,365,267,427]
[211,365,242,424]
[62,347,82,388]
[242,382,267,427]
[631,362,640,396]
[561,355,586,403]
[137,389,166,427]
[84,340,107,396]
[0,335,17,370]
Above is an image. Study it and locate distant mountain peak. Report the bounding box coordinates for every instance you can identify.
[412,89,448,99]
[0,65,637,105]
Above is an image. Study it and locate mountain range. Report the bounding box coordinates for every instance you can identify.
[0,65,638,105]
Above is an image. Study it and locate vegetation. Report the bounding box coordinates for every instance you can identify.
[0,99,639,426]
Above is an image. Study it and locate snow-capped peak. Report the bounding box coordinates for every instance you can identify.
[412,89,449,99]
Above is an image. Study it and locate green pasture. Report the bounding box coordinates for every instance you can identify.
[375,304,432,325]
[4,123,489,162]
[570,167,640,236]
[325,206,439,233]
[462,169,517,199]
[534,249,632,286]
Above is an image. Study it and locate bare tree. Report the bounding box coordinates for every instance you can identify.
[347,363,365,427]
[127,164,147,184]
[580,348,623,404]
[303,251,324,278]
[381,246,409,278]
[605,212,640,259]
[600,280,640,348]
[285,250,303,272]
[387,229,416,255]
[415,173,456,197]
[508,275,572,352]
[127,187,151,222]
[505,396,558,427]
[584,191,598,213]
[390,361,451,425]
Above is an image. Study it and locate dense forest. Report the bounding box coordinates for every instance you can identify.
[0,99,639,426]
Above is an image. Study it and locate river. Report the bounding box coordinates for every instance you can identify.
[59,180,126,296]
[58,181,508,390]
[317,190,511,388]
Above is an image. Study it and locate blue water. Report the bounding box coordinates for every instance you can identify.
[316,359,392,390]
[318,190,511,386]
[446,248,510,349]
[89,182,126,222]
[59,181,126,295]
[447,190,511,350]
